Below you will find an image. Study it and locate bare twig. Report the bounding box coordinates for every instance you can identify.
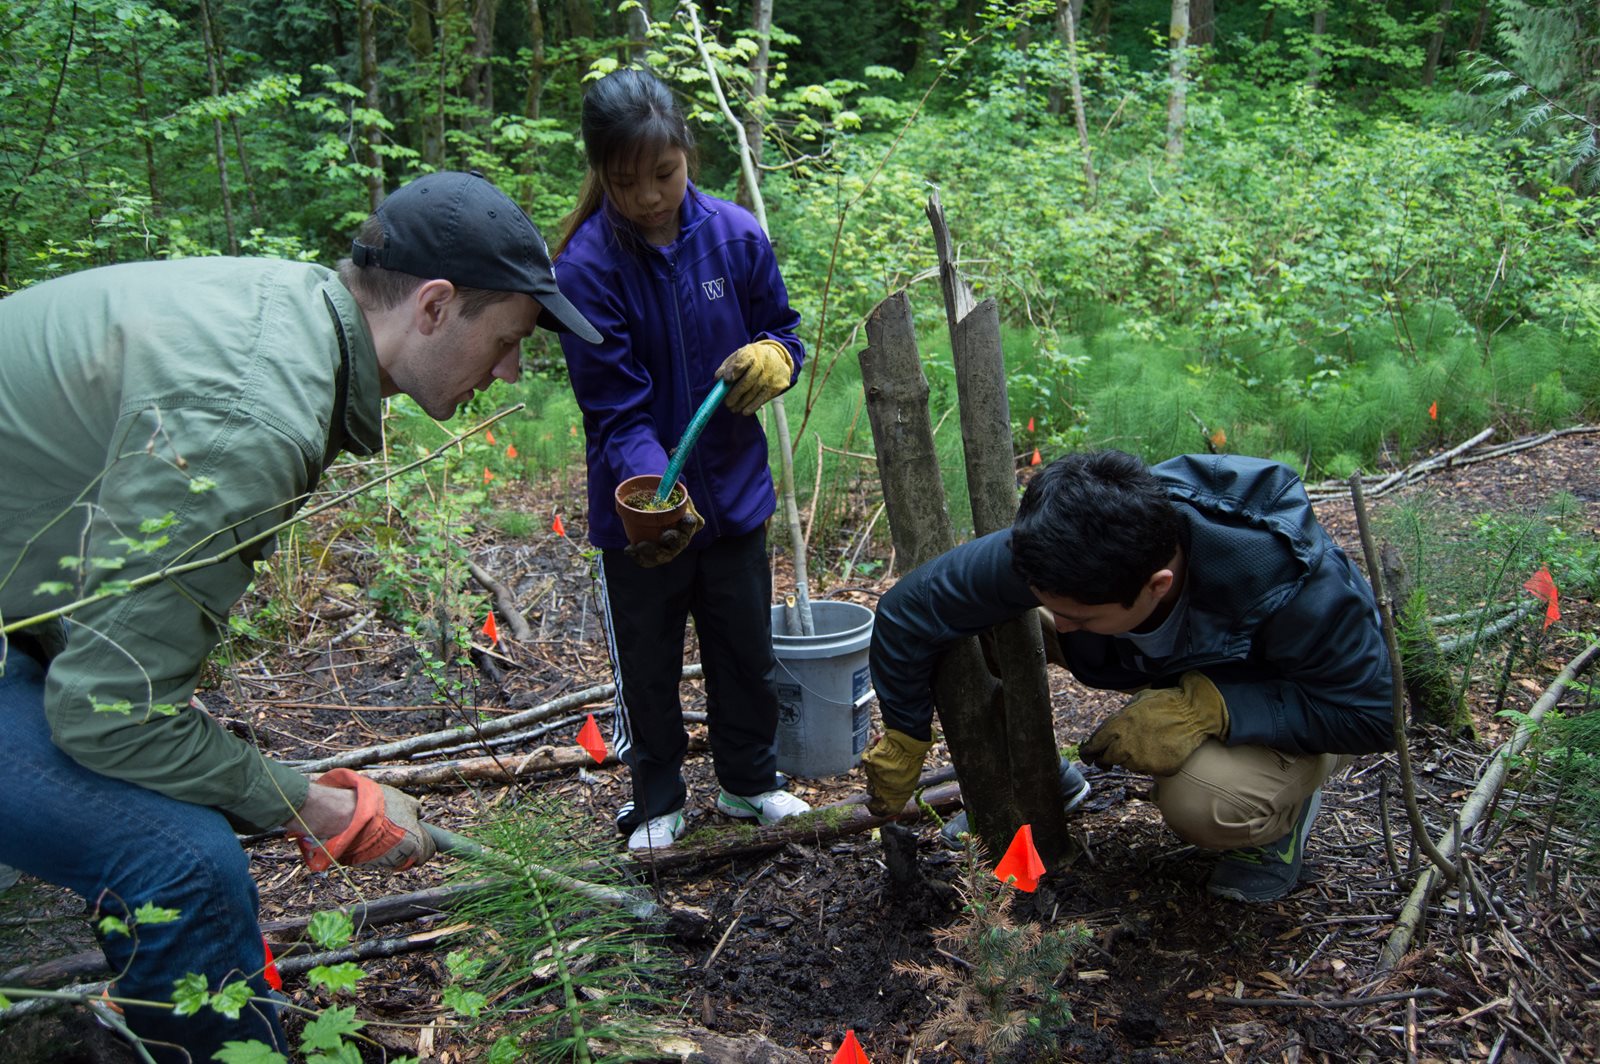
[1378,637,1600,970]
[1349,472,1459,884]
[467,558,534,642]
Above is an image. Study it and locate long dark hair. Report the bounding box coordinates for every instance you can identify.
[555,67,698,257]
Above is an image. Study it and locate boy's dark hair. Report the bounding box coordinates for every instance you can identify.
[1011,450,1181,606]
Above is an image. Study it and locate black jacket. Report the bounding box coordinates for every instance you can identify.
[869,455,1394,755]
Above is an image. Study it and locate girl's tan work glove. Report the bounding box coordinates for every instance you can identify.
[292,768,436,872]
[714,340,793,415]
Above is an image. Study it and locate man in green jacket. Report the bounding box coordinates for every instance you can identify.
[0,171,598,1062]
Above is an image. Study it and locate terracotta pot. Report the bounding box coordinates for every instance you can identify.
[613,474,690,546]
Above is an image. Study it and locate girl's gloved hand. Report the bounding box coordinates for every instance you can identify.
[715,340,793,415]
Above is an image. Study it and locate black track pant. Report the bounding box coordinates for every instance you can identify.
[598,527,781,830]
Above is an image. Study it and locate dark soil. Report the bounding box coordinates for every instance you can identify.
[4,430,1599,1063]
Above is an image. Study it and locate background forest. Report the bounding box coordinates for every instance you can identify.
[4,0,1598,529]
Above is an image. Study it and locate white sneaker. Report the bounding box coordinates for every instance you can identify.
[626,810,686,851]
[716,788,811,825]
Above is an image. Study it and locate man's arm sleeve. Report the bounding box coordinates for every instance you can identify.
[43,407,313,831]
[869,530,1041,741]
[1213,551,1394,756]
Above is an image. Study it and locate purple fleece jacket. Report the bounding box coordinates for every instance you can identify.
[555,184,804,549]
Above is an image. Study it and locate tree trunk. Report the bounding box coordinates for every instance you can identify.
[1466,0,1489,53]
[524,0,546,128]
[735,0,773,212]
[1090,0,1111,39]
[623,0,649,62]
[1166,0,1189,163]
[950,301,1068,864]
[1190,0,1214,46]
[467,0,496,114]
[1056,0,1097,197]
[1422,0,1454,86]
[858,291,1017,854]
[200,0,261,227]
[930,192,1068,864]
[359,0,385,208]
[1308,6,1327,89]
[566,0,595,37]
[130,37,161,208]
[196,0,237,254]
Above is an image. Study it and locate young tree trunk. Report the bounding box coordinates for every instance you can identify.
[566,0,596,37]
[200,0,261,227]
[1422,0,1454,86]
[524,0,546,127]
[1308,6,1327,88]
[622,0,649,62]
[196,0,238,254]
[1166,0,1189,163]
[735,0,773,212]
[1090,0,1111,38]
[467,0,496,114]
[1466,0,1489,52]
[130,37,162,208]
[1055,0,1098,197]
[359,0,385,208]
[1190,0,1214,46]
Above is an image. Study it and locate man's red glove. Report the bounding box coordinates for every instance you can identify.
[293,768,435,872]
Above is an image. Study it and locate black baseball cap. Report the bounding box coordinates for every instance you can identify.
[351,170,601,344]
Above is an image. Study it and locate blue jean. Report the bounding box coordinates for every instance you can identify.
[0,637,288,1062]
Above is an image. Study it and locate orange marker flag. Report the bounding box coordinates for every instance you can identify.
[506,443,519,459]
[553,513,567,536]
[481,611,499,644]
[485,429,496,445]
[831,1030,870,1064]
[576,713,608,763]
[1428,401,1438,421]
[994,824,1045,892]
[1027,416,1035,433]
[1523,567,1561,629]
[262,937,283,991]
[1030,447,1042,466]
[483,467,494,484]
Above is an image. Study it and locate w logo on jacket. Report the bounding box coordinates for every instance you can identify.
[701,277,726,300]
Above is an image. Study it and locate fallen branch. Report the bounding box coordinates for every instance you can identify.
[1306,425,1600,503]
[467,558,534,642]
[1213,987,1447,1009]
[286,665,702,773]
[1377,636,1600,971]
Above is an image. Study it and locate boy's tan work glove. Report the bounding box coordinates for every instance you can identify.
[861,729,934,815]
[624,497,704,568]
[1081,671,1229,777]
[714,340,793,415]
[292,768,436,872]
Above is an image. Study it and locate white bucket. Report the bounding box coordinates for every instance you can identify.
[770,601,875,778]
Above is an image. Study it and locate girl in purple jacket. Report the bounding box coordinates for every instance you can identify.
[554,67,810,851]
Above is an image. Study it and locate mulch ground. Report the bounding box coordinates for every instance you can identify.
[3,430,1599,1063]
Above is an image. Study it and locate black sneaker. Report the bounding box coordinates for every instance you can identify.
[941,760,1091,848]
[1207,789,1322,902]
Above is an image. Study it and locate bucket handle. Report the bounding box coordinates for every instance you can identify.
[774,656,876,708]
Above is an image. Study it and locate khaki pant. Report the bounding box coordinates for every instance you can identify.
[1153,739,1353,851]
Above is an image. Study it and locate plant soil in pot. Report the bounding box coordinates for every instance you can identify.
[614,474,691,546]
